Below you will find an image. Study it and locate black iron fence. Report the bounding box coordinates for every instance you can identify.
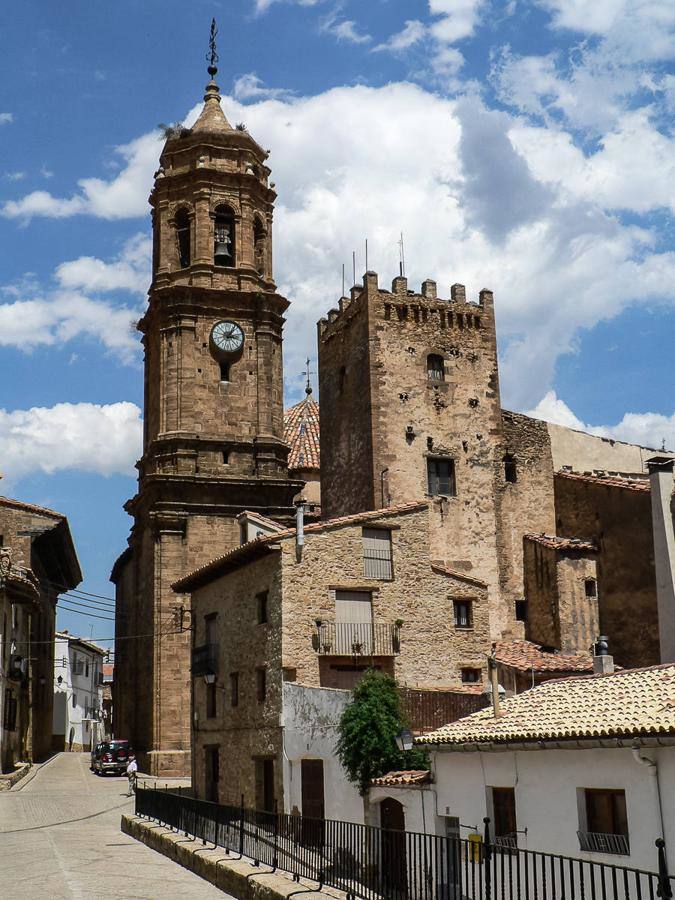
[134,786,674,899]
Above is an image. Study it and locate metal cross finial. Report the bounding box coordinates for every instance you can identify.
[301,358,314,396]
[207,18,219,78]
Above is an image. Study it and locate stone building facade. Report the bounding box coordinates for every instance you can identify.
[0,497,81,771]
[175,502,490,808]
[317,273,675,666]
[111,65,301,776]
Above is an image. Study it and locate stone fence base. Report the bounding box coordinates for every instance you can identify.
[121,814,345,899]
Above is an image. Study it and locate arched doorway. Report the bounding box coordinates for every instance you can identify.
[380,797,407,898]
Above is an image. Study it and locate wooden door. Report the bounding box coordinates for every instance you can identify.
[380,798,407,898]
[301,759,325,820]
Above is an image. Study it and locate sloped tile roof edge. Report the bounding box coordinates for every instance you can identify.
[371,769,432,787]
[173,500,429,592]
[524,533,598,553]
[416,663,675,747]
[0,495,65,519]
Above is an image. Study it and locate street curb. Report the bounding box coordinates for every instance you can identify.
[121,814,344,899]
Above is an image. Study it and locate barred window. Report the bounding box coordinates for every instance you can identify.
[453,599,473,628]
[427,354,445,381]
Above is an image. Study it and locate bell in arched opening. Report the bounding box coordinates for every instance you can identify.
[214,205,235,267]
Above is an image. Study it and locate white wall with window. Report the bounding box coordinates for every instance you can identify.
[53,632,105,752]
[429,744,675,874]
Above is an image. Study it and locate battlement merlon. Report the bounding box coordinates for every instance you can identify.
[317,271,495,341]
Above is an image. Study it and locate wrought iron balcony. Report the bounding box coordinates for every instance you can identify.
[577,831,630,856]
[312,622,400,657]
[191,643,219,677]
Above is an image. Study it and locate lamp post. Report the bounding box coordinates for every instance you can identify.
[395,729,414,752]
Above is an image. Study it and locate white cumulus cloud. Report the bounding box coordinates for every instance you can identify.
[55,233,151,295]
[374,20,427,53]
[0,402,143,482]
[529,391,675,451]
[233,74,295,102]
[0,113,13,125]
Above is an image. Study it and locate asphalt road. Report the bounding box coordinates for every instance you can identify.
[0,752,231,899]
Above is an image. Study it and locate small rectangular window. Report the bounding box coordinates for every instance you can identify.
[503,456,517,483]
[256,667,267,703]
[491,787,517,844]
[579,789,629,854]
[257,591,269,625]
[427,354,445,381]
[206,682,217,718]
[427,458,456,496]
[515,600,528,622]
[363,528,393,580]
[453,599,473,628]
[220,361,230,382]
[461,667,481,683]
[230,672,239,708]
[205,613,217,647]
[585,579,597,598]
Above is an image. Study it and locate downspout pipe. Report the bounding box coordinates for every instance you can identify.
[632,741,668,870]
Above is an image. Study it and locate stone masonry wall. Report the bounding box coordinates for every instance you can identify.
[496,412,556,634]
[319,275,506,639]
[191,552,284,807]
[279,505,490,691]
[554,475,660,667]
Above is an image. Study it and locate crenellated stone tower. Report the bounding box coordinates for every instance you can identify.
[112,48,302,776]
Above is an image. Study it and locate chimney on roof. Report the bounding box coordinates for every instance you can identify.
[295,498,306,561]
[593,635,614,674]
[647,456,675,663]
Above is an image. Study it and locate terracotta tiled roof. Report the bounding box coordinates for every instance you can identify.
[430,563,488,589]
[371,770,432,787]
[173,501,429,591]
[417,664,675,746]
[556,471,651,492]
[524,533,597,553]
[284,395,320,471]
[495,640,594,673]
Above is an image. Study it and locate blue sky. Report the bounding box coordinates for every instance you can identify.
[1,0,674,645]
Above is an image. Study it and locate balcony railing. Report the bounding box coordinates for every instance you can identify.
[313,622,400,656]
[578,830,630,856]
[191,643,219,677]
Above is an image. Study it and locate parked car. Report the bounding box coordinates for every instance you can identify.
[93,740,134,776]
[90,741,106,771]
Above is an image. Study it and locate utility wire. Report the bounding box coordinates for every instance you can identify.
[12,627,184,647]
[57,604,115,622]
[13,566,117,604]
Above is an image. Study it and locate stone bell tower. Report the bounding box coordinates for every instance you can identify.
[112,29,302,776]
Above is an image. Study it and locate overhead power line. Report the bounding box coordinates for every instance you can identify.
[57,603,115,622]
[56,596,117,616]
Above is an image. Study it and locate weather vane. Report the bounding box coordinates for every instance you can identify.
[207,18,219,78]
[301,358,314,396]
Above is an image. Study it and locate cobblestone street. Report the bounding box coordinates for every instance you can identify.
[0,752,230,899]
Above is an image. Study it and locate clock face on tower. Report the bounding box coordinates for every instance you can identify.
[211,320,244,354]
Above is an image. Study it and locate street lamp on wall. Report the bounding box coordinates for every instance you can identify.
[203,673,216,685]
[395,729,414,752]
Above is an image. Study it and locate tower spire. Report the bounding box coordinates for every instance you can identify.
[192,18,231,135]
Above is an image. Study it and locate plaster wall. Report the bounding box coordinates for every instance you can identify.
[281,682,363,823]
[547,422,675,476]
[432,745,675,872]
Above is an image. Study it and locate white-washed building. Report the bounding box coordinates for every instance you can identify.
[385,662,675,878]
[53,632,105,752]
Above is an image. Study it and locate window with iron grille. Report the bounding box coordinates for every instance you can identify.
[579,789,629,854]
[427,458,456,496]
[427,354,445,381]
[363,528,393,580]
[491,787,517,846]
[453,599,473,628]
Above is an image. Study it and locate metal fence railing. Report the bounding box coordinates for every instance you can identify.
[314,622,401,657]
[134,787,674,900]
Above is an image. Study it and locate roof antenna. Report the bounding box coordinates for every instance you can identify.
[398,232,406,277]
[207,18,219,78]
